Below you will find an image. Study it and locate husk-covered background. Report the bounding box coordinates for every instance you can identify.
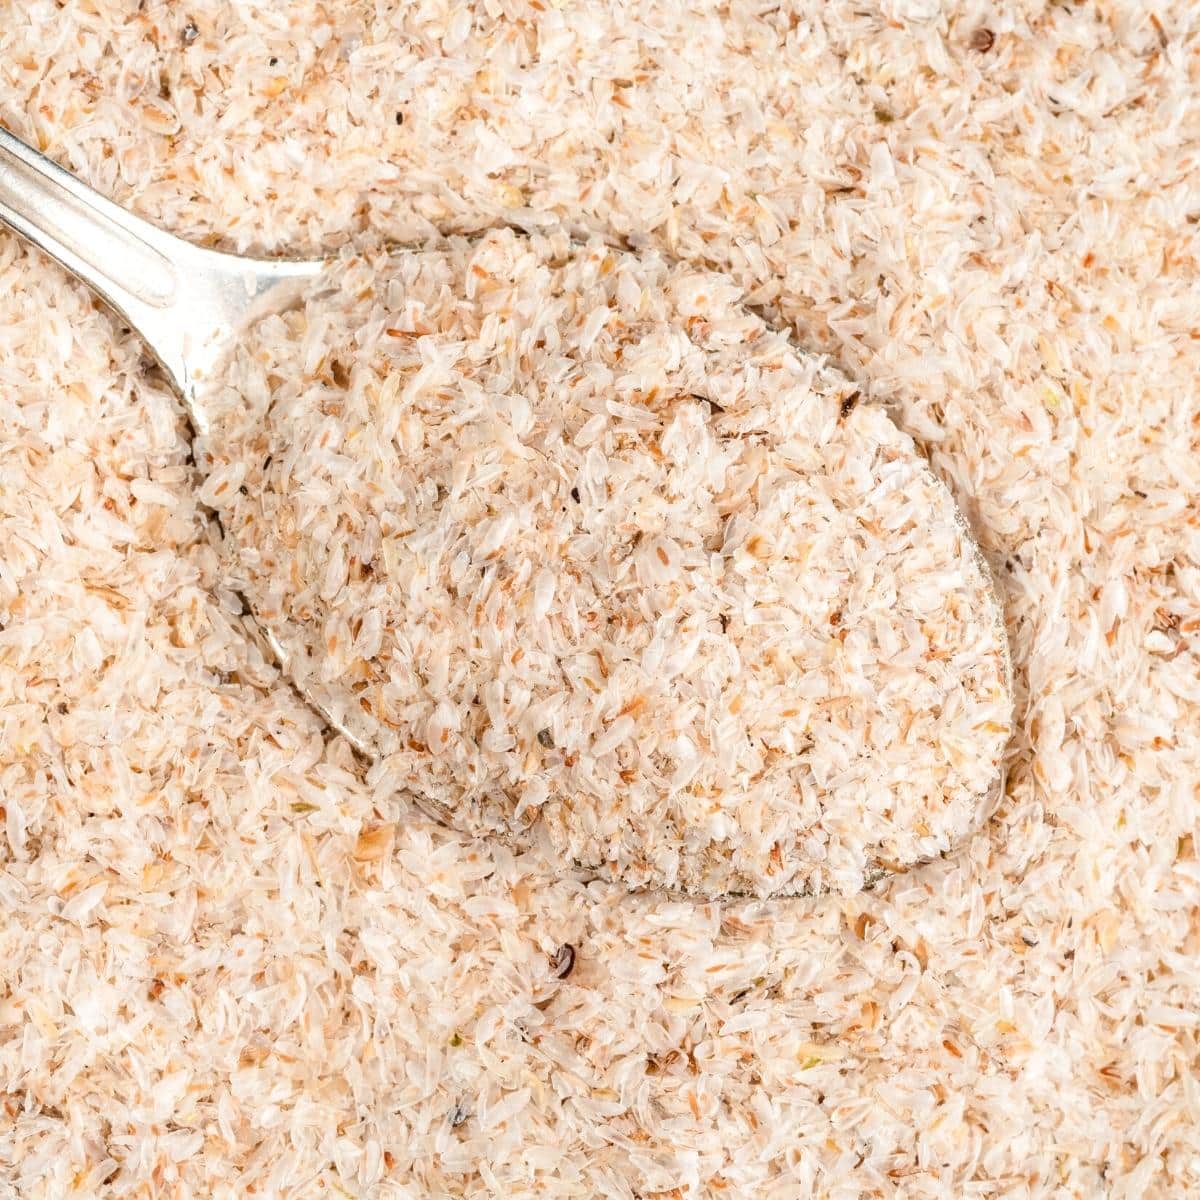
[1,1,1197,1197]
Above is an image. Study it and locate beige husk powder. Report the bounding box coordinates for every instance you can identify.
[0,3,1197,1198]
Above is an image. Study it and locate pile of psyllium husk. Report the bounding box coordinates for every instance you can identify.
[0,3,1196,1198]
[197,230,1010,901]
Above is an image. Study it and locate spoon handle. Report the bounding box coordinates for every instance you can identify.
[0,124,320,427]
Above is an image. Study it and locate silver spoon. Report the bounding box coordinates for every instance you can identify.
[0,124,1012,899]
